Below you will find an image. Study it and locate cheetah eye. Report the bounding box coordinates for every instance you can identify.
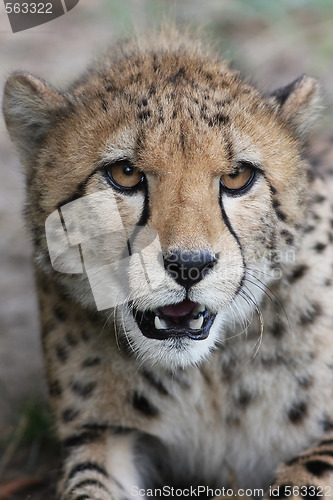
[220,162,256,194]
[104,161,145,191]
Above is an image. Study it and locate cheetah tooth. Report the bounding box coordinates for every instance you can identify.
[189,316,204,330]
[193,304,206,315]
[154,315,168,330]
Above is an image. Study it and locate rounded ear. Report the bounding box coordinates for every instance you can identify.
[269,75,322,140]
[2,72,67,165]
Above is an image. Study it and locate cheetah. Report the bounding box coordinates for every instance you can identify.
[3,32,333,500]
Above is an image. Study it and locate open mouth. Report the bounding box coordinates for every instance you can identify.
[134,299,216,340]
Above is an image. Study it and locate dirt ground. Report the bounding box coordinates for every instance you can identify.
[0,0,333,498]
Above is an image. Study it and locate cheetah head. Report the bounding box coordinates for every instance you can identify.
[3,38,321,369]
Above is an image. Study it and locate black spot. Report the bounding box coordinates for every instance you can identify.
[67,461,108,483]
[187,107,194,121]
[66,333,78,347]
[281,229,294,246]
[179,129,186,152]
[105,82,116,93]
[321,419,333,432]
[324,278,331,286]
[304,225,315,233]
[305,459,333,477]
[221,359,235,381]
[56,344,68,363]
[287,400,308,424]
[234,389,253,408]
[297,375,313,389]
[272,199,287,221]
[313,194,326,204]
[298,303,322,326]
[313,242,326,253]
[271,321,285,338]
[170,66,185,84]
[288,264,308,283]
[148,84,156,97]
[276,209,287,221]
[141,370,170,396]
[82,356,101,368]
[71,380,96,398]
[204,71,213,82]
[138,110,151,121]
[81,330,91,342]
[141,98,148,107]
[49,380,62,397]
[54,305,67,322]
[215,113,230,125]
[132,392,159,417]
[75,495,90,500]
[62,408,79,423]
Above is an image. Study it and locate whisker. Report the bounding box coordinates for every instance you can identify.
[241,285,264,360]
[245,269,291,335]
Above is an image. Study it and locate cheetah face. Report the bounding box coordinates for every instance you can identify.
[3,41,320,369]
[43,148,265,369]
[78,149,277,370]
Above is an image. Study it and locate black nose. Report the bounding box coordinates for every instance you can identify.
[164,250,218,289]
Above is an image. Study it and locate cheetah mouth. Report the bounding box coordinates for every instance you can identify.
[134,299,216,341]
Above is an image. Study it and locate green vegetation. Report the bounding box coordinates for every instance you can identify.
[0,396,57,478]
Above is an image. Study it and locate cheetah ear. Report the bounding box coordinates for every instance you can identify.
[2,72,66,164]
[269,75,322,140]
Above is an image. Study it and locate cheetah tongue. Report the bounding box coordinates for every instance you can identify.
[159,299,197,319]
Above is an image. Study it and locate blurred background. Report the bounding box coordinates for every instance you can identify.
[0,0,333,497]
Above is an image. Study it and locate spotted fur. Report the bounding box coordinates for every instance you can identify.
[3,32,333,500]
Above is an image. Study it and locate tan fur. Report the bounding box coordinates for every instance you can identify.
[3,33,333,500]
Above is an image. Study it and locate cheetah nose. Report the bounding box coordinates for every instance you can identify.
[163,250,218,289]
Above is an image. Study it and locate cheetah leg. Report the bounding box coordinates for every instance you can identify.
[263,432,333,499]
[58,430,144,500]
